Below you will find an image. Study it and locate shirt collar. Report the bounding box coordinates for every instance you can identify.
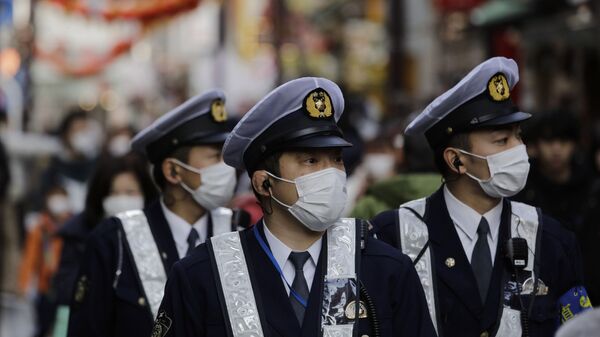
[263,220,322,270]
[161,199,208,255]
[443,185,503,242]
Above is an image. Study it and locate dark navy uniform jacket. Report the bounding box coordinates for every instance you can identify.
[67,200,223,337]
[155,220,437,337]
[371,187,585,337]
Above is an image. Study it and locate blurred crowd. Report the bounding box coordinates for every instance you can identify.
[1,95,600,337]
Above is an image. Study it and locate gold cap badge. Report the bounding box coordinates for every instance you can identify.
[304,89,333,119]
[211,99,227,123]
[488,73,510,102]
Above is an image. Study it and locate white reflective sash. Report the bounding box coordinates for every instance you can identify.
[397,198,438,335]
[210,207,234,236]
[322,218,357,337]
[396,199,540,337]
[211,219,359,337]
[210,232,265,337]
[117,210,167,319]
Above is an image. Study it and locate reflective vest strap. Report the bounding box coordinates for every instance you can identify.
[397,198,438,335]
[210,232,265,337]
[117,210,167,319]
[210,207,234,236]
[321,218,358,337]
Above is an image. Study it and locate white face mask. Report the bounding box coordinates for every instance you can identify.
[364,153,395,180]
[102,195,145,216]
[458,144,530,198]
[267,168,348,232]
[47,195,72,216]
[108,135,131,157]
[171,160,237,210]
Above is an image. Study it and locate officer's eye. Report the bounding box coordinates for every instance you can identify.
[305,157,318,164]
[495,137,508,145]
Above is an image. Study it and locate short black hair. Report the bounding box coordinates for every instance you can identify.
[530,109,579,142]
[58,108,88,139]
[433,132,471,178]
[152,146,193,190]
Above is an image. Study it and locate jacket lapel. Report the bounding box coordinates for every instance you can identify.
[426,188,484,318]
[145,200,179,272]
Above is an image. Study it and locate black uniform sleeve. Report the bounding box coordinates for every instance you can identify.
[370,210,400,248]
[67,229,115,337]
[392,255,438,337]
[152,261,204,337]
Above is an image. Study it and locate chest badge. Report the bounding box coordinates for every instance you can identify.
[345,300,368,319]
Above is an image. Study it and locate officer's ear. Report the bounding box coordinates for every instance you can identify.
[162,159,182,185]
[251,170,271,198]
[443,148,465,175]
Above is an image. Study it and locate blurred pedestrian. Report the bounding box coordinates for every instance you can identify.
[351,122,440,219]
[39,109,103,213]
[19,186,72,337]
[101,125,136,158]
[514,109,594,233]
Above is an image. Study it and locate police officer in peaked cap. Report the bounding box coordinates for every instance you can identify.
[371,57,591,337]
[152,77,437,337]
[68,90,240,337]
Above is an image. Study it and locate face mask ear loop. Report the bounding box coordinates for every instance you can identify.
[170,159,202,175]
[456,149,494,183]
[265,171,295,184]
[268,186,294,209]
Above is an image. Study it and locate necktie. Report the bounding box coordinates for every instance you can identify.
[186,228,199,257]
[471,217,492,303]
[288,251,311,325]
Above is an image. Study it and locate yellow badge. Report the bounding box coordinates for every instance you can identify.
[344,300,368,320]
[74,275,88,303]
[304,89,333,119]
[488,73,510,101]
[211,99,227,123]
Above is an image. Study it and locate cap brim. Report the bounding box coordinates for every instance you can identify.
[284,134,353,149]
[186,132,230,145]
[478,111,531,127]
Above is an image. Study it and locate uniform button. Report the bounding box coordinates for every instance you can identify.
[361,335,369,337]
[161,252,167,260]
[480,331,489,337]
[138,297,146,306]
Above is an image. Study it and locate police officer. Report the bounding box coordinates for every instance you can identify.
[67,90,239,337]
[371,57,591,337]
[152,77,436,337]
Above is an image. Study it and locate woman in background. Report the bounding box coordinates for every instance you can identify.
[51,151,158,336]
